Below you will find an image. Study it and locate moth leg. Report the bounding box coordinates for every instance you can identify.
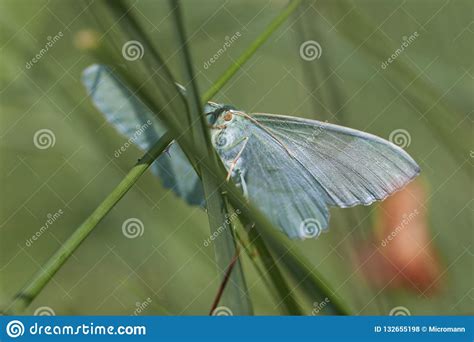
[226,137,249,182]
[238,170,249,199]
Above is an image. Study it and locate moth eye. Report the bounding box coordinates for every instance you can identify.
[223,112,233,121]
[215,133,228,147]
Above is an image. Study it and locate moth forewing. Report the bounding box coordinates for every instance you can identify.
[211,110,420,239]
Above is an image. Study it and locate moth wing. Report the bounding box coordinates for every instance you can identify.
[219,113,420,239]
[253,113,420,208]
[216,118,332,239]
[82,64,204,206]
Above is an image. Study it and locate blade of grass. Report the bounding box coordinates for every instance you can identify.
[202,0,303,102]
[295,5,346,122]
[233,231,274,293]
[219,183,349,315]
[202,176,346,314]
[168,0,252,315]
[246,226,303,314]
[224,197,303,314]
[6,133,173,314]
[89,0,191,143]
[260,228,350,315]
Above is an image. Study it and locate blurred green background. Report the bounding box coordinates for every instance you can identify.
[0,0,472,315]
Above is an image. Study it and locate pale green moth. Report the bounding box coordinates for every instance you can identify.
[82,64,420,240]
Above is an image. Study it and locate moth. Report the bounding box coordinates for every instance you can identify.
[82,64,420,239]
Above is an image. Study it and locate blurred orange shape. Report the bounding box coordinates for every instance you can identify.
[357,179,442,294]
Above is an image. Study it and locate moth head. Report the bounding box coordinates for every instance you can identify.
[204,101,236,125]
